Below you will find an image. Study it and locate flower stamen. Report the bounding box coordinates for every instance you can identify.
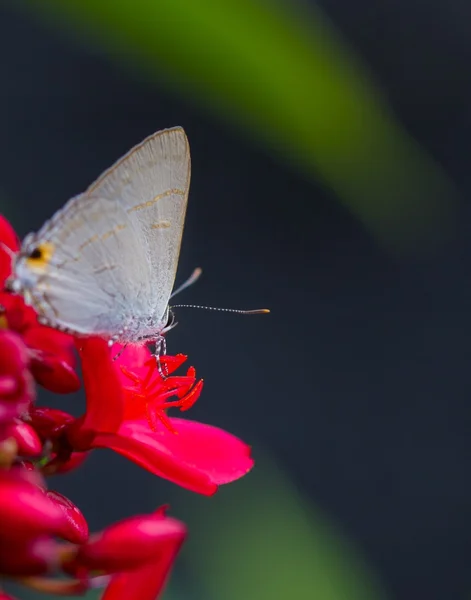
[122,356,203,434]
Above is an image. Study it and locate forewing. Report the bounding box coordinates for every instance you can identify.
[22,193,152,335]
[86,127,191,318]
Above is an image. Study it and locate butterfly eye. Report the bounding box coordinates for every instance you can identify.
[25,242,55,269]
[28,247,43,260]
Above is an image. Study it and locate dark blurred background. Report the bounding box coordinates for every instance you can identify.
[2,1,471,599]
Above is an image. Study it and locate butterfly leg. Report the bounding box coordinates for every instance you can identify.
[108,330,128,361]
[112,343,128,361]
[154,335,169,379]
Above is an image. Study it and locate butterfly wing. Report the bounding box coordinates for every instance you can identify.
[86,127,191,321]
[17,193,153,336]
[14,127,190,340]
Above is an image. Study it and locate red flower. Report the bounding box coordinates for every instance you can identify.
[0,330,34,424]
[0,419,42,456]
[0,214,254,599]
[69,508,186,600]
[46,490,89,545]
[0,216,79,394]
[0,466,86,576]
[0,459,183,599]
[65,337,253,495]
[0,216,19,285]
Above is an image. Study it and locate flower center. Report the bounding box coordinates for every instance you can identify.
[120,355,203,434]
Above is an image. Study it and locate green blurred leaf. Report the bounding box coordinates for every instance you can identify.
[3,583,102,600]
[173,456,388,600]
[17,0,458,252]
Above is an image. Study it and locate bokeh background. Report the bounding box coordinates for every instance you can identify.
[2,1,471,599]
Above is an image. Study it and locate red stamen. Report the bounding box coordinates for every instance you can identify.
[145,402,178,434]
[179,380,204,411]
[123,388,146,400]
[143,363,155,388]
[120,366,141,385]
[124,354,201,434]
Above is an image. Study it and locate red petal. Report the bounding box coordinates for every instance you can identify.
[92,418,253,495]
[0,400,27,425]
[0,420,42,456]
[8,462,46,489]
[77,513,185,573]
[102,546,181,600]
[100,513,185,600]
[0,293,37,333]
[0,216,19,285]
[29,407,75,441]
[30,356,81,394]
[0,474,65,540]
[0,331,34,423]
[114,343,153,382]
[154,418,254,486]
[25,326,80,394]
[0,330,29,381]
[0,537,58,576]
[92,430,217,496]
[46,490,89,544]
[70,337,124,447]
[25,326,75,363]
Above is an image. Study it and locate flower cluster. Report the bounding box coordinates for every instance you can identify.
[0,216,254,599]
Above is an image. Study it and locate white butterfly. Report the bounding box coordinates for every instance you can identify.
[8,127,190,347]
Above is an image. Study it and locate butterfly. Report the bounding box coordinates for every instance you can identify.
[8,127,190,351]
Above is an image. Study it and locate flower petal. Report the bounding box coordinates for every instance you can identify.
[92,431,217,496]
[0,215,19,285]
[114,343,152,382]
[0,330,34,423]
[30,355,81,394]
[29,407,75,441]
[0,420,42,456]
[77,513,185,573]
[70,337,124,446]
[0,293,36,333]
[46,490,89,544]
[0,537,58,576]
[99,511,185,600]
[25,326,80,394]
[0,473,65,540]
[92,418,253,495]
[154,418,254,485]
[101,546,181,600]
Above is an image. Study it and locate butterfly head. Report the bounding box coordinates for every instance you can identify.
[7,236,55,295]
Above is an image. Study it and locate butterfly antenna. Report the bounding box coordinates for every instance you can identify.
[171,304,270,315]
[171,267,203,299]
[171,268,270,315]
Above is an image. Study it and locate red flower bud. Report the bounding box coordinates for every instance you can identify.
[0,537,59,576]
[29,407,75,441]
[0,419,42,456]
[46,491,89,544]
[0,471,65,541]
[25,327,80,394]
[0,331,34,424]
[76,513,186,573]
